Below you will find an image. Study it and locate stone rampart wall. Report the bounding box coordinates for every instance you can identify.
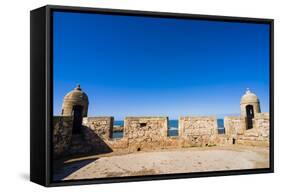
[179,116,219,147]
[224,113,269,146]
[237,113,270,146]
[124,117,168,152]
[52,114,270,159]
[82,117,128,154]
[53,116,73,158]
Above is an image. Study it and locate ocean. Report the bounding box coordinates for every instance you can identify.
[112,120,124,138]
[168,120,179,136]
[217,119,225,134]
[112,119,225,138]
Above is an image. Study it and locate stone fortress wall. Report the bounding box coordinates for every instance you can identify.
[53,116,73,158]
[52,86,270,159]
[224,113,270,146]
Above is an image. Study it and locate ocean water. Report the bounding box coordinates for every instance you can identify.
[217,119,225,134]
[112,119,225,138]
[114,120,124,126]
[112,120,124,139]
[168,120,179,136]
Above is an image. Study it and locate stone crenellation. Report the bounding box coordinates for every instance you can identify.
[179,116,219,147]
[52,86,270,159]
[124,117,168,152]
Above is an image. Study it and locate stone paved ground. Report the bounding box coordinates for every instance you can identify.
[53,146,269,181]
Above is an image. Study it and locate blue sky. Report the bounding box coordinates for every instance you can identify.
[53,11,270,120]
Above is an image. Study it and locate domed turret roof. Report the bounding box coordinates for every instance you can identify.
[240,88,259,104]
[64,84,89,103]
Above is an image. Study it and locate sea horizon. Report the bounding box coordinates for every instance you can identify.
[114,119,224,127]
[112,119,225,138]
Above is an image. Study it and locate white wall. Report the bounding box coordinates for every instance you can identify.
[0,0,279,191]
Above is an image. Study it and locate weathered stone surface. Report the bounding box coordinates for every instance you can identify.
[224,112,269,147]
[179,116,218,147]
[224,116,246,137]
[53,113,270,158]
[61,85,89,117]
[83,117,113,139]
[124,117,169,152]
[53,116,73,158]
[240,89,261,118]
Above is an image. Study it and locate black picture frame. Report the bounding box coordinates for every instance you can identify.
[30,4,274,187]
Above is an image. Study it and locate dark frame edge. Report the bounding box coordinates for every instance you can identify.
[30,5,48,186]
[269,20,274,173]
[45,4,273,23]
[46,5,53,187]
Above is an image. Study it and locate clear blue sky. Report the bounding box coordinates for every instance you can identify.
[53,11,270,120]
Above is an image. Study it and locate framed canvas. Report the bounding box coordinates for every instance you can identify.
[30,5,274,187]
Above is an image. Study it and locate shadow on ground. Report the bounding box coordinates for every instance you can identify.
[53,157,99,181]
